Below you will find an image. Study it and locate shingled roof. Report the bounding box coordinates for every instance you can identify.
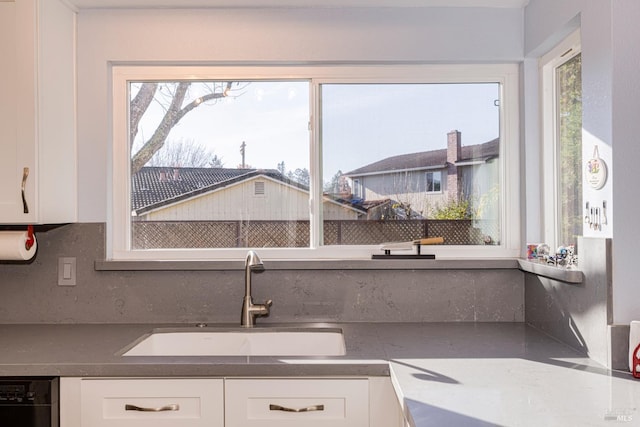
[131,167,305,215]
[345,138,499,177]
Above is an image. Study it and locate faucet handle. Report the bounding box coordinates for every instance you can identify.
[255,299,272,320]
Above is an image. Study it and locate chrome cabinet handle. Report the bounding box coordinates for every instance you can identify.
[125,403,180,412]
[21,167,29,214]
[269,404,324,413]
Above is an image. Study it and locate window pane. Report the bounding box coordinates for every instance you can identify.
[321,83,501,246]
[556,54,582,248]
[426,171,442,193]
[129,81,310,249]
[433,172,442,192]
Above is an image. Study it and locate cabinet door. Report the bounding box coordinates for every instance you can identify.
[36,0,77,223]
[0,1,36,222]
[0,0,76,224]
[225,378,369,427]
[80,378,224,427]
[369,377,404,427]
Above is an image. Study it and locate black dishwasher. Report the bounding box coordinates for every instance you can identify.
[0,377,58,427]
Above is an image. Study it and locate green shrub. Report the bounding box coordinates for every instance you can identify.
[431,198,473,220]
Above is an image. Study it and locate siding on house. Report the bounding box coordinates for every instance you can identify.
[345,132,499,218]
[460,160,500,220]
[358,170,449,216]
[137,175,360,221]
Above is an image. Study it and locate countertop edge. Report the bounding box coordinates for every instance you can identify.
[517,259,584,283]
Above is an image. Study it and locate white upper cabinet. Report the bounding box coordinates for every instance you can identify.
[0,0,77,224]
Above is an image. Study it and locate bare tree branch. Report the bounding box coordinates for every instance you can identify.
[130,83,158,146]
[148,138,220,168]
[173,83,232,124]
[131,82,189,173]
[131,81,236,174]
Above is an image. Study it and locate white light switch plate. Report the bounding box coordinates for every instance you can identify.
[58,257,77,286]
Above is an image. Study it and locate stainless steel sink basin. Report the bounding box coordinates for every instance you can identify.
[121,327,346,357]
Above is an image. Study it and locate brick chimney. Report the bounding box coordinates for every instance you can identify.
[447,130,462,163]
[446,130,461,200]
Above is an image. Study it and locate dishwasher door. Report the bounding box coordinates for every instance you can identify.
[0,377,58,427]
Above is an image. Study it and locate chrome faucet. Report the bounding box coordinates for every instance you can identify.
[241,250,272,327]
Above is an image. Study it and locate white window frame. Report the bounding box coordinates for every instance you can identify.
[540,30,581,251]
[110,64,521,261]
[352,179,362,199]
[425,171,443,194]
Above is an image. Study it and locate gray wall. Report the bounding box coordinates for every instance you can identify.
[524,0,640,324]
[0,223,524,324]
[525,237,612,367]
[610,0,640,326]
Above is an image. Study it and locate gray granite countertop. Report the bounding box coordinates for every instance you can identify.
[1,322,638,426]
[0,322,391,377]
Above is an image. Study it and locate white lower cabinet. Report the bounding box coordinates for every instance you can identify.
[62,378,224,427]
[61,377,402,427]
[226,378,369,427]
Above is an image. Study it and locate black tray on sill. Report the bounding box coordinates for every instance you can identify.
[371,254,436,260]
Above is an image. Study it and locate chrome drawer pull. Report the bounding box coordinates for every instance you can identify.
[269,404,324,413]
[21,167,29,214]
[125,403,180,412]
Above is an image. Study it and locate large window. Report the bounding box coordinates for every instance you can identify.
[111,65,520,260]
[541,31,582,250]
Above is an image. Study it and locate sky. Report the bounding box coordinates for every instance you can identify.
[132,81,500,184]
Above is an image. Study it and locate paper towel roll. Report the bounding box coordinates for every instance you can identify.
[630,321,640,373]
[0,230,37,261]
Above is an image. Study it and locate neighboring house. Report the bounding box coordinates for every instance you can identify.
[344,130,499,219]
[131,167,365,221]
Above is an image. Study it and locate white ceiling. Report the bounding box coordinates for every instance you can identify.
[67,0,529,9]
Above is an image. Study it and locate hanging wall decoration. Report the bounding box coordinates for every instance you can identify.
[586,145,608,190]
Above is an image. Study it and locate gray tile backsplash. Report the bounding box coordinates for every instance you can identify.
[0,223,524,324]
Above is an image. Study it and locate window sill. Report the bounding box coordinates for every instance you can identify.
[517,259,583,284]
[95,258,519,271]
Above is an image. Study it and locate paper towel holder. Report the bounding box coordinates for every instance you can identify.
[25,225,35,251]
[633,343,640,379]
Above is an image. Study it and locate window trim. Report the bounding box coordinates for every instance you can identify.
[352,179,362,199]
[109,64,521,261]
[540,30,581,251]
[425,171,443,194]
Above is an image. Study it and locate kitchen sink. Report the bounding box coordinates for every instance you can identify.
[121,326,346,357]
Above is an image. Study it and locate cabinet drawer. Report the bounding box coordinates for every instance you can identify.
[225,378,369,427]
[80,378,223,427]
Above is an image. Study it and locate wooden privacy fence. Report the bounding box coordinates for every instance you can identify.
[131,219,500,249]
